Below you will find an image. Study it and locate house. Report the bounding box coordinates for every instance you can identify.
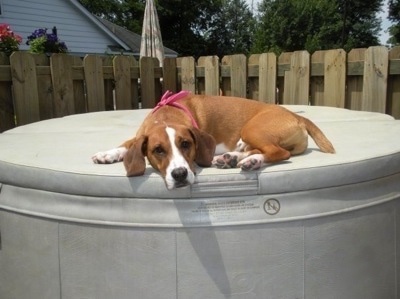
[0,0,177,57]
[97,17,178,58]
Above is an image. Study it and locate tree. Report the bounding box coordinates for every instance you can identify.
[253,0,338,53]
[79,0,222,58]
[253,0,383,54]
[157,0,223,57]
[388,0,400,45]
[205,0,255,57]
[78,0,145,34]
[336,0,382,49]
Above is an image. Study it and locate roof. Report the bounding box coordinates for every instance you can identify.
[96,17,178,57]
[68,0,132,52]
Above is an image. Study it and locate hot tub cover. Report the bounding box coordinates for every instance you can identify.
[0,106,399,227]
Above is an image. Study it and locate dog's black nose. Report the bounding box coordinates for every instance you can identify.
[171,167,188,182]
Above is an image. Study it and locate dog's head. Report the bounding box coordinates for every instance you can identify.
[123,124,216,190]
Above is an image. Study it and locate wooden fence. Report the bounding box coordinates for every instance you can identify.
[0,46,399,133]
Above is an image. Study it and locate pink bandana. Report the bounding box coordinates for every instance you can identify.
[152,90,199,129]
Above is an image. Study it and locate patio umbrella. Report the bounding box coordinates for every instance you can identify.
[140,0,165,66]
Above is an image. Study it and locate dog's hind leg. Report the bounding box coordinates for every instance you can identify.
[236,118,294,170]
[213,111,308,170]
[236,110,315,170]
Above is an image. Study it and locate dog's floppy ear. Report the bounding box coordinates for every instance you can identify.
[190,128,216,167]
[123,135,148,176]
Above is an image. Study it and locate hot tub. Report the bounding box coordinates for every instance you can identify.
[0,106,399,299]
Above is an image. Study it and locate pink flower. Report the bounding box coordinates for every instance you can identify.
[0,23,22,55]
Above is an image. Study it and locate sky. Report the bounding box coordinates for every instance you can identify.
[379,0,392,45]
[246,0,393,45]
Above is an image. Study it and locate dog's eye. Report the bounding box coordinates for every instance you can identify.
[181,140,191,150]
[153,146,165,155]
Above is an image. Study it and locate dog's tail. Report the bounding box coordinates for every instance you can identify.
[301,116,335,154]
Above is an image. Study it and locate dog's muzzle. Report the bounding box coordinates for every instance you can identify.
[171,167,189,187]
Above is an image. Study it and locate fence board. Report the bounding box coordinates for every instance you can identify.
[346,48,365,110]
[197,57,206,95]
[362,46,389,113]
[102,57,114,110]
[113,56,133,110]
[248,54,260,100]
[140,57,157,108]
[388,47,400,118]
[72,56,86,113]
[50,54,75,117]
[284,51,310,105]
[324,49,346,108]
[84,55,105,112]
[10,52,40,125]
[163,57,177,93]
[221,56,232,96]
[258,53,277,103]
[229,54,247,97]
[130,58,140,109]
[310,51,325,106]
[180,57,196,94]
[32,55,54,121]
[0,54,14,131]
[198,56,219,95]
[278,52,292,104]
[283,69,291,104]
[221,55,247,97]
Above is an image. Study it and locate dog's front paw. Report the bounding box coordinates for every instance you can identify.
[92,147,126,164]
[212,152,240,169]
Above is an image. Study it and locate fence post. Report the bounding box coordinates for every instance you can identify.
[362,46,389,113]
[10,52,40,125]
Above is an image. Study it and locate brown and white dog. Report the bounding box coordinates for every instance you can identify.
[92,91,335,190]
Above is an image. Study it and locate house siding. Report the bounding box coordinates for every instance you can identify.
[0,0,126,55]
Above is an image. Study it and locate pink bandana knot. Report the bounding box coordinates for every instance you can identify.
[152,90,199,128]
